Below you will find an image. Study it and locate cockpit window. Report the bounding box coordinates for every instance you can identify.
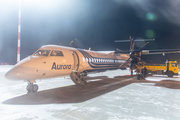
[34,50,50,56]
[50,50,64,56]
[171,63,177,67]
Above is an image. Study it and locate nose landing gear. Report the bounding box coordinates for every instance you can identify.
[26,81,39,92]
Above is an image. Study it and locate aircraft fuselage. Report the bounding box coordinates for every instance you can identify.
[5,45,129,81]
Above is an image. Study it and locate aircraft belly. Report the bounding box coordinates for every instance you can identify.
[5,65,72,81]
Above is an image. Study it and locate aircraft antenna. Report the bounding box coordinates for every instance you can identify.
[17,0,21,63]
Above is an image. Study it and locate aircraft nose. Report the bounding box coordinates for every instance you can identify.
[5,66,24,80]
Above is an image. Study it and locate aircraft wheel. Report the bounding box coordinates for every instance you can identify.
[26,83,38,92]
[137,74,140,80]
[143,67,147,78]
[32,84,39,92]
[131,70,133,76]
[26,84,33,92]
[141,74,144,79]
[70,72,87,86]
[82,78,87,85]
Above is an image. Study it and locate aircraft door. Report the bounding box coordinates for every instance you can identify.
[72,51,79,72]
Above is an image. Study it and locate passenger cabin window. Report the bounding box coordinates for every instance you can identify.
[34,50,50,56]
[50,50,64,56]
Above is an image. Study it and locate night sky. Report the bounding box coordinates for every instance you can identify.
[1,0,180,64]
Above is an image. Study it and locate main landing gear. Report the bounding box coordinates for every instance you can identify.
[70,72,87,86]
[26,80,39,92]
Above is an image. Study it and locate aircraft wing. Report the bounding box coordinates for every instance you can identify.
[115,49,180,55]
[141,49,180,55]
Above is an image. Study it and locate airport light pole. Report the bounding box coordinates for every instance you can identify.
[17,0,21,63]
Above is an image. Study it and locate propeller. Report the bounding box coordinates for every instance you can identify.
[115,36,180,78]
[115,36,154,76]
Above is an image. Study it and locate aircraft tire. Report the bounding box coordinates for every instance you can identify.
[137,74,140,80]
[82,78,87,85]
[32,84,39,92]
[26,84,32,92]
[70,72,86,86]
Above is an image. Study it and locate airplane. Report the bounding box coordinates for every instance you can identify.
[5,36,180,92]
[5,45,130,92]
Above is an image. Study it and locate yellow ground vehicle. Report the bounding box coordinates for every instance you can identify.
[139,61,179,77]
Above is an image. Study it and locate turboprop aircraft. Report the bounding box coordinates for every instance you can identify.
[5,36,180,92]
[5,45,130,92]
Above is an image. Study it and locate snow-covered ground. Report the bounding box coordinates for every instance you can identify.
[0,65,180,120]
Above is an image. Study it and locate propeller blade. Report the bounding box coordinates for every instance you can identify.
[133,39,155,41]
[115,50,130,54]
[137,42,150,53]
[130,41,135,51]
[119,57,131,67]
[115,40,130,42]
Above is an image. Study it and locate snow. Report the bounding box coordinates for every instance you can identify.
[0,65,180,120]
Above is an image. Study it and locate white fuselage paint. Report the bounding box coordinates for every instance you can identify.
[5,45,129,81]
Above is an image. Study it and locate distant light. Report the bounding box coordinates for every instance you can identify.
[69,41,73,46]
[145,29,155,38]
[146,12,157,21]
